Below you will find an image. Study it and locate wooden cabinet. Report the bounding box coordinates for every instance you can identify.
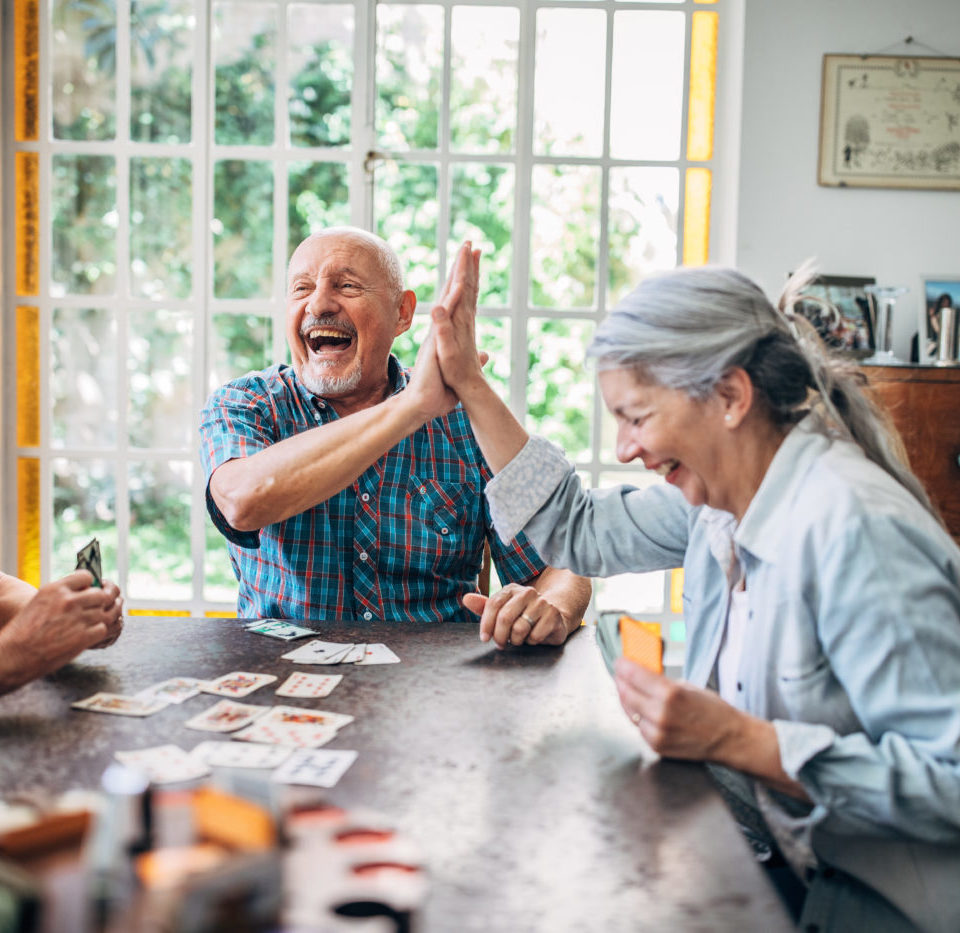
[864,364,960,541]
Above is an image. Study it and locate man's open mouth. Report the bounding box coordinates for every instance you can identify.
[304,327,355,354]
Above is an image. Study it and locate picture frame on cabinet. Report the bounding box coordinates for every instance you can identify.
[917,277,960,364]
[794,274,876,359]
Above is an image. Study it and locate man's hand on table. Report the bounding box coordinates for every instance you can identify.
[464,586,572,648]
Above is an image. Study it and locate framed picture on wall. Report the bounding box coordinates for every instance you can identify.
[818,54,960,191]
[794,275,876,359]
[917,277,960,364]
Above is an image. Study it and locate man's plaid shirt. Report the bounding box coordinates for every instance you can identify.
[199,358,546,622]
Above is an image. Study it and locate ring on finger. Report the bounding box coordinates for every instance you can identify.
[519,614,536,628]
[630,712,642,725]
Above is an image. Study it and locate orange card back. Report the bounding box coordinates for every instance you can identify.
[619,615,664,674]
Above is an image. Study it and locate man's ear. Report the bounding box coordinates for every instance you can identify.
[716,367,754,427]
[395,290,417,336]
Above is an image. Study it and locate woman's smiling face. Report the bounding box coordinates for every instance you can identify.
[599,367,723,509]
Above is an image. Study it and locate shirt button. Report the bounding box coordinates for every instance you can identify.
[441,527,449,535]
[359,551,368,561]
[419,486,426,494]
[363,611,372,621]
[361,493,370,502]
[737,681,743,692]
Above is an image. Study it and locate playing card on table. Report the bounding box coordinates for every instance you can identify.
[354,643,401,665]
[185,699,267,733]
[115,745,210,785]
[231,719,339,749]
[619,616,664,675]
[336,643,366,664]
[245,619,315,641]
[275,672,343,699]
[136,677,205,705]
[272,749,358,788]
[281,640,356,665]
[259,705,354,732]
[72,692,168,717]
[201,671,278,698]
[189,740,292,769]
[75,538,103,587]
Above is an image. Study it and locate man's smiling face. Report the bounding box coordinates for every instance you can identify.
[285,231,414,411]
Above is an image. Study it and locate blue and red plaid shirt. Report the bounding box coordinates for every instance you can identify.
[199,358,546,622]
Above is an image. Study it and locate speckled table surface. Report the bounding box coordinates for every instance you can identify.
[0,617,791,932]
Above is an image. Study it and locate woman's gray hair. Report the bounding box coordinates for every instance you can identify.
[588,264,938,518]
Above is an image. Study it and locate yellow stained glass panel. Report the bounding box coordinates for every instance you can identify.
[683,167,711,267]
[17,458,41,587]
[694,0,717,4]
[14,0,40,141]
[670,568,684,615]
[205,610,238,618]
[687,11,717,162]
[16,152,40,296]
[129,609,192,617]
[16,306,40,447]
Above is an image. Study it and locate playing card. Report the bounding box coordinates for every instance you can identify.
[281,640,356,665]
[619,615,664,674]
[201,672,278,698]
[275,672,343,699]
[136,677,205,704]
[189,741,292,769]
[75,538,103,587]
[184,700,268,733]
[115,745,210,785]
[354,643,401,665]
[72,692,168,717]
[337,644,366,664]
[272,749,358,788]
[259,705,354,731]
[244,619,316,641]
[231,719,340,749]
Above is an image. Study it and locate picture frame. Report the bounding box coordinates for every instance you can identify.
[794,275,876,359]
[917,276,960,364]
[818,54,960,191]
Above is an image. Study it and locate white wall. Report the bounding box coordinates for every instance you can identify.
[736,0,960,356]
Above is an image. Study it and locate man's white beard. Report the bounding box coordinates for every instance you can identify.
[299,360,363,397]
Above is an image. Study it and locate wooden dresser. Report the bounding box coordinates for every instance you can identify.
[863,364,960,541]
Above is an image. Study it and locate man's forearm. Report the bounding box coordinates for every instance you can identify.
[212,392,430,531]
[0,573,37,628]
[530,566,592,635]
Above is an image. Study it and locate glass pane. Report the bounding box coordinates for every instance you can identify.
[209,313,272,394]
[129,461,192,601]
[530,165,600,309]
[534,9,605,157]
[130,157,193,300]
[477,316,510,406]
[52,308,117,448]
[213,160,274,298]
[15,153,40,295]
[14,0,40,141]
[128,309,193,449]
[376,5,443,150]
[610,11,685,161]
[375,161,438,304]
[130,0,194,143]
[594,470,666,614]
[390,314,430,369]
[607,167,679,306]
[525,318,594,460]
[205,521,239,603]
[288,161,350,255]
[52,0,116,140]
[288,3,353,147]
[52,460,117,581]
[449,164,514,306]
[52,155,117,296]
[213,2,275,145]
[683,167,712,267]
[450,6,518,153]
[687,10,718,161]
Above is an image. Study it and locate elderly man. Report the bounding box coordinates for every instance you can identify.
[200,228,591,646]
[0,570,124,696]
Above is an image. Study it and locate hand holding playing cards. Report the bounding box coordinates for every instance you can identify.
[465,584,570,648]
[0,571,124,695]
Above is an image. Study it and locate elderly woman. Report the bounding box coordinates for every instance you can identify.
[422,248,960,932]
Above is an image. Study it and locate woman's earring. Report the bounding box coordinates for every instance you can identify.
[724,413,733,423]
